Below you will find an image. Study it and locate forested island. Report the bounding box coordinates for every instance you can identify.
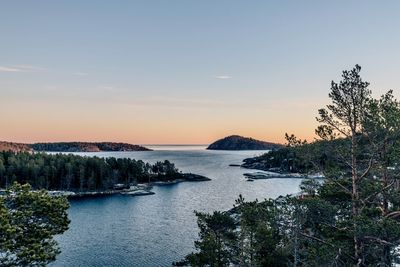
[0,141,151,153]
[0,151,209,194]
[207,135,282,150]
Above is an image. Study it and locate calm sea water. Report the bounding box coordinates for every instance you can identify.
[51,146,302,267]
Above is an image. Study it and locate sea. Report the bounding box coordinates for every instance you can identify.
[51,145,302,266]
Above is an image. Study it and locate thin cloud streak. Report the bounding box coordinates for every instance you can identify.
[0,65,46,72]
[0,66,22,72]
[14,65,46,71]
[73,72,89,76]
[215,75,232,79]
[97,85,116,91]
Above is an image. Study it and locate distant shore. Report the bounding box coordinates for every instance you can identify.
[0,141,151,153]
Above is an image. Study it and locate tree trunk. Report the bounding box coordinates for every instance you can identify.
[381,141,392,265]
[351,134,363,266]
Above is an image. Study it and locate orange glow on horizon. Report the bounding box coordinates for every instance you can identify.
[0,93,321,145]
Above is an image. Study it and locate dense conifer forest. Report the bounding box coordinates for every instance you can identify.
[0,151,181,191]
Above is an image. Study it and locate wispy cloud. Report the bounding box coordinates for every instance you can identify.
[0,65,46,72]
[14,65,46,71]
[215,75,232,79]
[0,66,23,72]
[97,85,116,91]
[73,72,88,76]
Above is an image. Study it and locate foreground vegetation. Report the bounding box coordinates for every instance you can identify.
[0,183,70,266]
[178,65,400,266]
[0,152,185,192]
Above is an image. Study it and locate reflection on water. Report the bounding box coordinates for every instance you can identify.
[52,146,301,266]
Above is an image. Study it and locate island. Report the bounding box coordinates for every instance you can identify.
[207,135,282,150]
[0,151,210,198]
[0,141,151,152]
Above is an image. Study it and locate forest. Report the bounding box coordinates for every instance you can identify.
[177,65,400,266]
[30,142,151,152]
[0,151,181,191]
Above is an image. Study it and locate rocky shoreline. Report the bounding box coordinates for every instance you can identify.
[243,171,324,180]
[49,173,211,199]
[240,157,272,171]
[230,155,325,180]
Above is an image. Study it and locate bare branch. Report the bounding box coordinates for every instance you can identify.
[299,232,356,261]
[384,211,400,219]
[358,156,374,181]
[363,236,393,246]
[323,117,350,138]
[328,178,352,195]
[362,180,395,203]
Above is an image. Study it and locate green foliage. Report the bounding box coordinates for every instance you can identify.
[242,138,349,175]
[316,64,371,139]
[0,182,70,266]
[235,196,288,266]
[184,211,237,267]
[178,197,289,267]
[0,151,182,191]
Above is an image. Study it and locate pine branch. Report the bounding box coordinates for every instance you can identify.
[299,232,356,261]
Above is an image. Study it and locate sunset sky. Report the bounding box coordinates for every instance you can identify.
[1,1,400,144]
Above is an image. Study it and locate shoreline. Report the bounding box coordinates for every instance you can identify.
[49,173,211,199]
[229,160,325,180]
[243,171,324,180]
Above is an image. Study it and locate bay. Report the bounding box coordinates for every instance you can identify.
[52,146,302,266]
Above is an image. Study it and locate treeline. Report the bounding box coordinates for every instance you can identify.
[30,142,151,152]
[241,137,350,174]
[0,151,181,191]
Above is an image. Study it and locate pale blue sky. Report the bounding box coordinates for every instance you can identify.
[1,1,400,144]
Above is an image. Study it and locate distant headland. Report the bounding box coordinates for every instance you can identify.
[0,141,151,152]
[207,135,282,150]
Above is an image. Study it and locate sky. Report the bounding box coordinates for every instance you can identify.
[1,1,400,145]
